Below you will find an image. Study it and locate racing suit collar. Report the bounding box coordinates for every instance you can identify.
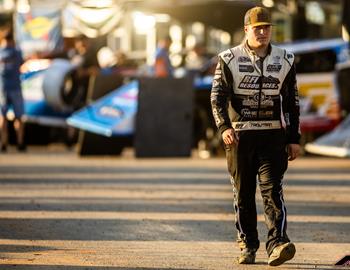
[244,40,272,58]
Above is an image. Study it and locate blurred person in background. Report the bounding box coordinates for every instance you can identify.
[154,36,173,77]
[98,47,137,77]
[68,34,100,107]
[185,43,210,72]
[211,6,300,266]
[113,50,138,76]
[185,43,218,78]
[0,23,26,152]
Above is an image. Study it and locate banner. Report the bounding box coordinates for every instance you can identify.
[15,9,63,58]
[63,1,123,38]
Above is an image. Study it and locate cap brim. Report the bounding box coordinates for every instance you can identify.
[248,22,272,27]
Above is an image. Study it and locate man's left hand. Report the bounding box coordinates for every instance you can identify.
[287,144,300,161]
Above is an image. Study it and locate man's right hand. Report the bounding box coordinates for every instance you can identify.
[222,128,238,145]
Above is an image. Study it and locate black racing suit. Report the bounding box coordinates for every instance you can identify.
[211,42,300,255]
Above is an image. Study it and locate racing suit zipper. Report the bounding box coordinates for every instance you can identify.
[257,57,264,119]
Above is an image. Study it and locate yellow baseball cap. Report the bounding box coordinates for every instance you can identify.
[244,6,272,27]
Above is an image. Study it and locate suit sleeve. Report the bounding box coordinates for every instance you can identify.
[210,56,233,134]
[283,62,301,144]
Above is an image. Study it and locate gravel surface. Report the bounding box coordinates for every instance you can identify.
[0,147,349,269]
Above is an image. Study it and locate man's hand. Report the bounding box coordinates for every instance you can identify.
[287,144,300,161]
[222,128,238,145]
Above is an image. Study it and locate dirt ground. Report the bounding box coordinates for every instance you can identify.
[0,146,349,269]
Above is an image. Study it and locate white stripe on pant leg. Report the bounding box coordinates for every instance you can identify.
[235,201,246,237]
[279,182,287,237]
[231,176,246,238]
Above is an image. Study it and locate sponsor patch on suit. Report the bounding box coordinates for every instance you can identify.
[267,64,282,72]
[239,65,254,73]
[238,56,251,63]
[221,52,234,63]
[272,56,281,63]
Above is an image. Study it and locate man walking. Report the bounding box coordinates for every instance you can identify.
[211,6,300,266]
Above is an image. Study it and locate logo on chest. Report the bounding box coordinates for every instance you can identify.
[238,75,280,90]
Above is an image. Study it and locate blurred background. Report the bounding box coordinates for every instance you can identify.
[0,0,349,158]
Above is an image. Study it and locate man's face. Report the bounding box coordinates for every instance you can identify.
[245,25,272,48]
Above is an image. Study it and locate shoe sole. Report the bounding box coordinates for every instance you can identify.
[238,253,256,264]
[238,257,256,264]
[238,258,255,264]
[268,242,296,266]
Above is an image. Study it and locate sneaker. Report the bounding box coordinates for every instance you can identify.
[238,248,256,264]
[268,242,296,266]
